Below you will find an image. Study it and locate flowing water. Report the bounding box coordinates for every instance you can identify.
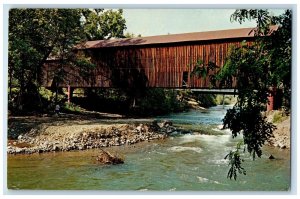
[7,105,290,191]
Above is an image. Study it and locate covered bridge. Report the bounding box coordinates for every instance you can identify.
[42,27,265,89]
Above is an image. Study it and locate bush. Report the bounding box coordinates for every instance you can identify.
[215,95,237,105]
[272,111,288,123]
[73,88,131,114]
[136,88,187,116]
[196,94,217,107]
[62,102,83,113]
[69,88,188,116]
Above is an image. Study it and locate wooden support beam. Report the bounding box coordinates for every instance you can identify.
[67,85,72,103]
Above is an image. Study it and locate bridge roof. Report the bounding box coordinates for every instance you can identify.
[79,26,278,49]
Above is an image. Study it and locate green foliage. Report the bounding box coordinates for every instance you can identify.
[73,88,187,116]
[272,112,283,124]
[63,102,83,113]
[217,41,272,96]
[85,88,128,102]
[219,9,291,180]
[137,89,187,116]
[190,59,218,87]
[39,87,65,105]
[225,142,246,180]
[267,10,292,108]
[71,88,130,114]
[81,9,126,40]
[229,9,291,108]
[9,9,84,111]
[230,9,272,36]
[196,94,217,107]
[190,59,207,78]
[223,106,275,160]
[272,111,288,124]
[38,87,54,102]
[8,8,127,114]
[215,95,237,105]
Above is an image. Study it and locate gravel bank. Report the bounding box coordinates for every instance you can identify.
[7,120,171,154]
[7,109,290,154]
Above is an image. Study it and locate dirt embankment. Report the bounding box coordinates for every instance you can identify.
[266,110,290,149]
[7,115,175,154]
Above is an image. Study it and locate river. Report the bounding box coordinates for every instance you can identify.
[7,105,290,191]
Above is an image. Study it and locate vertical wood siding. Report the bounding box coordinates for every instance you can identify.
[42,38,253,88]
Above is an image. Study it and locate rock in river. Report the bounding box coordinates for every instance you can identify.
[269,154,275,160]
[96,149,124,165]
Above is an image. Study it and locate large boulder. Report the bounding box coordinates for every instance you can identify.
[96,149,124,164]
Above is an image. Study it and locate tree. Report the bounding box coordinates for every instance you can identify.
[8,8,127,112]
[80,9,127,40]
[9,9,85,111]
[217,9,291,180]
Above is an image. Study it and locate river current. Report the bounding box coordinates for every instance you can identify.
[7,105,290,191]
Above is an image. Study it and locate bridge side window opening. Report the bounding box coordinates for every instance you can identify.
[182,71,189,88]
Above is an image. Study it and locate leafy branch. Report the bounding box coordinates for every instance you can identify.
[190,59,218,87]
[225,141,246,180]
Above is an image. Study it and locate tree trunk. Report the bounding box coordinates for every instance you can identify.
[17,66,25,111]
[9,66,12,101]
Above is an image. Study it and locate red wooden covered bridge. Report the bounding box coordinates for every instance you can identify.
[42,26,279,110]
[42,27,263,89]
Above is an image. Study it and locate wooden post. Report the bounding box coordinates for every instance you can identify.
[267,95,274,111]
[67,85,71,104]
[267,87,276,111]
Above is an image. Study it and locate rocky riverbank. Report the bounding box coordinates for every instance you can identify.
[266,110,290,149]
[7,117,179,154]
[7,109,290,154]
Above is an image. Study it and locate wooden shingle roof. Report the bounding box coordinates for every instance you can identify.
[78,26,278,49]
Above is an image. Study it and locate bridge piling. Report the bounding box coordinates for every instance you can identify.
[267,87,276,111]
[67,85,73,104]
[267,95,274,111]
